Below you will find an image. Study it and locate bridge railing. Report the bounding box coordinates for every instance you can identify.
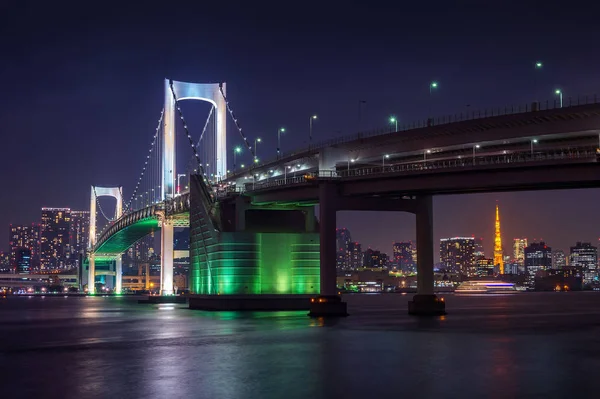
[235,147,598,194]
[224,93,600,180]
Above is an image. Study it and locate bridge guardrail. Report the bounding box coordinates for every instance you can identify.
[224,93,600,180]
[236,147,598,194]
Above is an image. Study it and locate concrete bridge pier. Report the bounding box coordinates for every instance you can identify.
[88,254,95,294]
[408,194,446,316]
[115,256,122,294]
[309,181,348,317]
[160,219,174,296]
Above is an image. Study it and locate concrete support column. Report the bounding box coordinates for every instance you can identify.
[318,182,338,296]
[88,254,95,294]
[409,194,445,315]
[161,220,174,295]
[115,256,122,294]
[416,195,434,295]
[304,206,316,232]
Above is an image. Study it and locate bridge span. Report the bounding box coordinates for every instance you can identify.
[92,80,600,315]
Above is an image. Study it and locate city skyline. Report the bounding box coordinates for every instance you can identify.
[2,2,600,258]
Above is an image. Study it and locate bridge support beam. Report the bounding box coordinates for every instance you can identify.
[309,182,348,317]
[409,195,446,316]
[88,254,95,294]
[115,256,122,294]
[160,220,174,295]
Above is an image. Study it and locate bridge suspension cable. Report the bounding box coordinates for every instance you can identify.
[124,108,164,213]
[219,84,256,158]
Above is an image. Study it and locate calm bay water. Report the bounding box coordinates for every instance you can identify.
[1,293,600,398]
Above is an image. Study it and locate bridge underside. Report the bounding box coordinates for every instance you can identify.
[94,218,160,254]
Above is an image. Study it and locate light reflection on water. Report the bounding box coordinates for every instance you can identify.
[1,293,600,398]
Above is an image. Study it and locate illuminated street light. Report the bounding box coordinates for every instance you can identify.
[531,139,538,156]
[555,89,563,108]
[233,146,242,170]
[473,144,480,163]
[277,128,286,158]
[430,81,438,94]
[389,116,398,131]
[382,154,390,167]
[535,61,543,68]
[309,115,317,145]
[254,137,261,162]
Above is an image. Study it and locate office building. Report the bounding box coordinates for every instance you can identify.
[513,238,528,267]
[552,249,567,269]
[440,237,475,275]
[570,242,598,282]
[15,248,31,274]
[40,208,71,269]
[524,242,552,287]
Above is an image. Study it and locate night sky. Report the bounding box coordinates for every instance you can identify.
[1,1,599,259]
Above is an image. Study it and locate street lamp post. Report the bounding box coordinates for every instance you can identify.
[309,115,317,146]
[254,138,261,163]
[389,116,398,131]
[424,149,431,162]
[429,81,438,95]
[473,144,480,163]
[277,128,285,159]
[233,146,242,171]
[555,89,563,108]
[531,139,538,156]
[177,173,185,195]
[382,154,390,168]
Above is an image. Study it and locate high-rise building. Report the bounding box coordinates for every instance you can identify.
[476,258,495,276]
[363,248,388,268]
[348,242,362,270]
[552,249,567,269]
[524,242,552,287]
[392,242,414,273]
[513,238,528,266]
[336,228,352,270]
[440,237,475,275]
[15,248,31,274]
[70,211,90,265]
[40,208,71,269]
[8,224,40,269]
[474,237,485,258]
[494,204,504,274]
[569,242,597,282]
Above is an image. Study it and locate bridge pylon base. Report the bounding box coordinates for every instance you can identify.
[408,294,446,316]
[308,295,348,317]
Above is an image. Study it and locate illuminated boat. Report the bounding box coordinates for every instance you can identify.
[455,280,520,294]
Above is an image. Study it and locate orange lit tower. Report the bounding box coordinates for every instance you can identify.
[494,203,504,274]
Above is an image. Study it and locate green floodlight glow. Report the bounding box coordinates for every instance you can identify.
[430,82,438,88]
[254,158,259,163]
[234,146,242,153]
[312,115,317,119]
[535,61,543,68]
[555,89,561,94]
[389,116,396,123]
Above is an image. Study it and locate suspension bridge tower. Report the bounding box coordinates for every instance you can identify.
[87,186,124,294]
[161,79,227,295]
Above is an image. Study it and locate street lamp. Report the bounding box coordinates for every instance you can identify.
[555,89,563,108]
[277,128,285,158]
[430,81,438,95]
[389,116,398,131]
[473,144,480,162]
[382,154,390,167]
[254,137,261,163]
[424,149,431,162]
[309,115,317,146]
[177,173,186,195]
[531,139,538,156]
[535,61,543,69]
[233,146,242,170]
